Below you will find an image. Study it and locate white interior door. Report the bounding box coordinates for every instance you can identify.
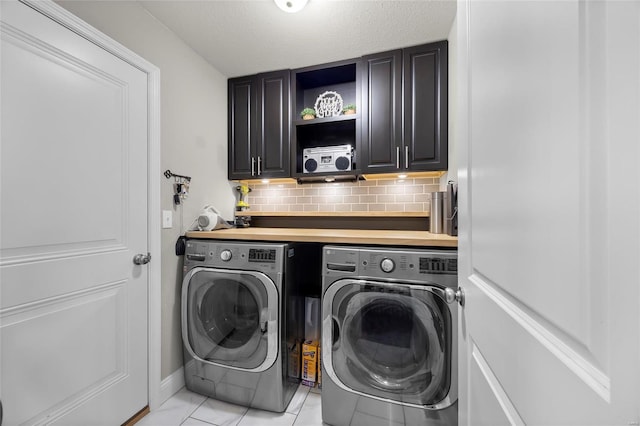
[1,1,149,424]
[457,1,640,425]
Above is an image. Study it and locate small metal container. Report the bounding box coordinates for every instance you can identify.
[430,191,444,234]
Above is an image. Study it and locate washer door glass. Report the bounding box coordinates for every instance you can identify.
[184,269,277,370]
[329,280,451,406]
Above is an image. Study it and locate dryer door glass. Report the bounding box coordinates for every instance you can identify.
[330,281,451,406]
[185,269,277,370]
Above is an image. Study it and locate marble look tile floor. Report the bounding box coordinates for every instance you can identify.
[137,385,327,426]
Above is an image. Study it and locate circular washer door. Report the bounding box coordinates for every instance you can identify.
[182,267,279,372]
[324,279,453,407]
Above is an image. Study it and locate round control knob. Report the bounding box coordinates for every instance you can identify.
[380,258,395,273]
[220,250,232,261]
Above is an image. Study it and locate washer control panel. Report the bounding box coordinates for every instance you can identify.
[183,240,285,272]
[249,248,276,263]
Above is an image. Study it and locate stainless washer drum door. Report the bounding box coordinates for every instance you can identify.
[182,267,279,372]
[324,279,453,407]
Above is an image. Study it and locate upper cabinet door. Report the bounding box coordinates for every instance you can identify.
[255,70,291,178]
[361,50,402,173]
[403,41,448,171]
[228,76,255,180]
[360,42,448,174]
[228,70,290,180]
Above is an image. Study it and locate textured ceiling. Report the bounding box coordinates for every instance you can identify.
[138,0,457,78]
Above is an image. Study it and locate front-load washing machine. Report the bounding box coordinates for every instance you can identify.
[321,246,458,426]
[182,240,303,412]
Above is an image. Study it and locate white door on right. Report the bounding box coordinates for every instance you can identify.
[457,1,640,425]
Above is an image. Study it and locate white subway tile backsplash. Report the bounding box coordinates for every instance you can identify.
[303,204,319,211]
[283,196,297,204]
[414,193,430,203]
[377,194,396,203]
[318,204,336,212]
[369,186,386,195]
[247,177,442,213]
[395,194,414,203]
[350,187,369,195]
[386,203,407,211]
[351,204,368,212]
[359,195,377,203]
[405,203,426,212]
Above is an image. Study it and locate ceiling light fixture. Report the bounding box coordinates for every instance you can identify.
[274,0,308,13]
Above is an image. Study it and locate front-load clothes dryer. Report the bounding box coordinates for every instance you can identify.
[182,240,303,412]
[321,246,458,426]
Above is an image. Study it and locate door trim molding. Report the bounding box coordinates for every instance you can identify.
[160,367,185,405]
[469,272,611,401]
[19,0,162,411]
[470,340,525,426]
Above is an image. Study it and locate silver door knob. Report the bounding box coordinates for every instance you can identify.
[133,252,152,265]
[444,287,465,306]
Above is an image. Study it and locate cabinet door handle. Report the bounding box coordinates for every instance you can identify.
[396,146,400,169]
[251,157,255,176]
[257,156,262,175]
[405,146,409,169]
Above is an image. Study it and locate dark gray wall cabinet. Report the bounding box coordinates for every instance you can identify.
[227,41,447,181]
[361,41,448,173]
[228,70,290,180]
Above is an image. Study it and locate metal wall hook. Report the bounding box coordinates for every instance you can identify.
[164,169,191,182]
[165,170,192,205]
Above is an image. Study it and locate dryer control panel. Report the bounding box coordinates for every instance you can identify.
[323,246,458,286]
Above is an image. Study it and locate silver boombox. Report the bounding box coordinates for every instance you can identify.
[303,145,353,174]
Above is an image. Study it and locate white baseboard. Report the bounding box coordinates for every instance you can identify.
[159,366,185,406]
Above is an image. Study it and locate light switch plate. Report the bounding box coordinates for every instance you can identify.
[162,210,173,229]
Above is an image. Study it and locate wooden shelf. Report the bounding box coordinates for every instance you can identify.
[186,228,457,248]
[235,211,428,217]
[294,114,358,126]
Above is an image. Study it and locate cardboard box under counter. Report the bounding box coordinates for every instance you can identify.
[301,340,318,387]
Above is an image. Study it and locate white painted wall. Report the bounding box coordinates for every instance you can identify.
[56,0,235,382]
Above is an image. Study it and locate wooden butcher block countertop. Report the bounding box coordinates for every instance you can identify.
[186,228,457,248]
